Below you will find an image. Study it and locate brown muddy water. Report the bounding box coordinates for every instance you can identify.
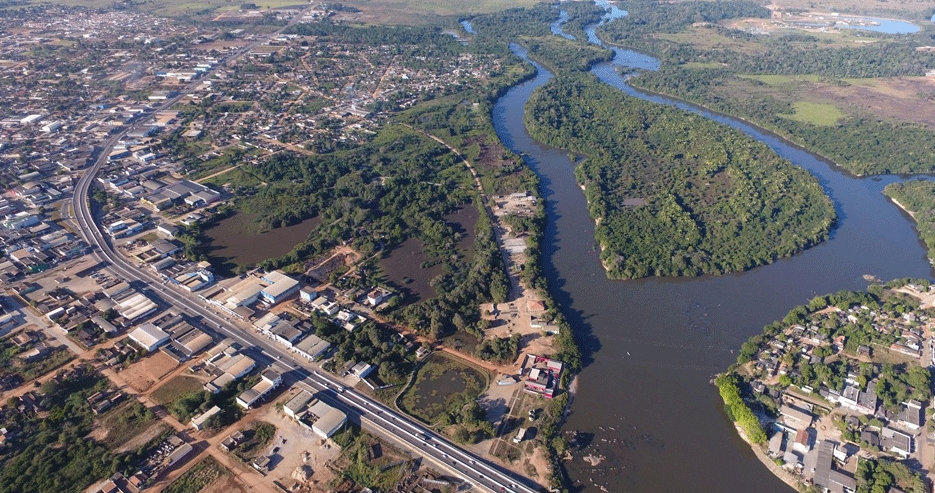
[203,212,320,274]
[493,36,935,493]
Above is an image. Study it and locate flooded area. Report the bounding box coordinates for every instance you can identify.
[378,205,478,303]
[399,353,487,423]
[835,16,920,34]
[444,205,480,262]
[379,237,443,303]
[202,212,320,275]
[460,19,476,35]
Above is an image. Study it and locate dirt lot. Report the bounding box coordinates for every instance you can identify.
[481,297,555,370]
[121,352,180,392]
[254,389,340,492]
[477,388,553,487]
[200,473,251,493]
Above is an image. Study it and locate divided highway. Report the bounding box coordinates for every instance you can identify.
[70,98,542,493]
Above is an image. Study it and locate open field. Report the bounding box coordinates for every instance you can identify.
[96,401,158,448]
[740,74,822,86]
[398,353,488,423]
[722,75,935,128]
[164,456,230,493]
[152,375,207,405]
[779,101,846,126]
[121,352,181,392]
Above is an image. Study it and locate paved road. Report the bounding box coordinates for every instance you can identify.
[67,20,542,493]
[74,167,542,493]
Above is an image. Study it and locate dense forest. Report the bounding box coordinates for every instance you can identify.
[595,0,935,175]
[526,74,835,279]
[883,180,935,259]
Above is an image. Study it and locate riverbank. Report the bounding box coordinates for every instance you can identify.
[889,196,917,219]
[730,421,804,492]
[495,3,935,493]
[718,285,934,493]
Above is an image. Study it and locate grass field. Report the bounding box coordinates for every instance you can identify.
[163,456,229,493]
[151,375,206,405]
[680,61,723,70]
[740,74,821,87]
[779,101,846,126]
[398,353,488,424]
[98,401,158,448]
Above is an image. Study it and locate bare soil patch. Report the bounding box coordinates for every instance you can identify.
[253,399,340,490]
[121,352,180,392]
[200,473,250,493]
[811,77,935,128]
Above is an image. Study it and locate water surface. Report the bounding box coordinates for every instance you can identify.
[203,213,320,275]
[489,4,934,492]
[835,16,919,34]
[460,19,476,35]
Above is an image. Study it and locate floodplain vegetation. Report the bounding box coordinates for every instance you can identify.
[596,0,935,175]
[884,181,935,260]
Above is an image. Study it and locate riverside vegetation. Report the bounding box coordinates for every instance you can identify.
[597,0,935,176]
[884,180,935,260]
[720,282,933,493]
[524,48,835,279]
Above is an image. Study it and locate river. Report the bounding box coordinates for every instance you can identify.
[489,3,934,492]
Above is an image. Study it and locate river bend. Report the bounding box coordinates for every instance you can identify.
[489,3,934,492]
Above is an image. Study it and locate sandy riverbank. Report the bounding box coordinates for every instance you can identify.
[889,197,917,220]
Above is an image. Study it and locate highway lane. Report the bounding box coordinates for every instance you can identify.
[66,11,544,489]
[69,71,541,493]
[73,189,540,493]
[73,181,540,493]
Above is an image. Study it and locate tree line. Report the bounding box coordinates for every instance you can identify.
[525,74,835,279]
[593,0,935,175]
